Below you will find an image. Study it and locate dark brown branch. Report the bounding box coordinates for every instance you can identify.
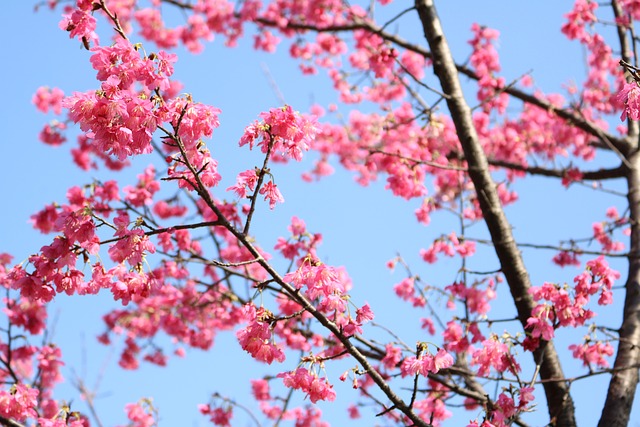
[98,220,222,246]
[0,416,26,427]
[486,159,626,181]
[598,153,640,427]
[157,115,434,427]
[164,0,626,152]
[414,1,576,425]
[250,13,625,154]
[467,236,629,259]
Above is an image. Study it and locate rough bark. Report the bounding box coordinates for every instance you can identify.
[414,1,577,425]
[598,152,640,427]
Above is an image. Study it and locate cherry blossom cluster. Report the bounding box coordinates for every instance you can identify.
[467,386,535,427]
[468,23,508,114]
[273,216,322,261]
[0,253,89,426]
[120,400,157,427]
[283,259,373,337]
[199,403,233,427]
[420,232,477,264]
[563,0,624,115]
[399,346,454,378]
[236,304,286,364]
[526,257,619,351]
[59,0,99,46]
[63,39,177,160]
[277,367,336,403]
[239,105,319,162]
[616,81,640,121]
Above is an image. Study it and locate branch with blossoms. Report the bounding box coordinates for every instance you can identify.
[17,0,640,426]
[14,7,457,426]
[222,1,626,153]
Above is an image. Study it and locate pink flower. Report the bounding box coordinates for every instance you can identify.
[552,250,581,267]
[124,165,160,207]
[615,82,640,121]
[0,383,39,422]
[108,212,156,266]
[123,402,155,427]
[443,320,470,353]
[278,368,336,403]
[525,305,555,341]
[254,30,281,52]
[199,405,232,427]
[59,7,98,46]
[39,122,67,146]
[240,106,319,162]
[561,0,598,41]
[251,379,271,401]
[32,86,65,114]
[471,337,521,377]
[433,348,454,372]
[236,304,285,364]
[226,169,259,198]
[355,303,374,324]
[562,167,584,187]
[259,181,284,209]
[569,341,614,367]
[381,344,402,369]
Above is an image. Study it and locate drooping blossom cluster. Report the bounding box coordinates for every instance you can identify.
[236,304,286,364]
[467,386,535,427]
[119,400,157,427]
[615,81,640,121]
[470,337,521,378]
[63,39,179,161]
[59,0,99,46]
[420,232,476,264]
[526,257,619,353]
[124,165,161,207]
[239,105,319,162]
[468,23,508,114]
[562,0,624,115]
[282,259,372,336]
[199,403,233,427]
[33,86,65,115]
[400,347,454,377]
[569,340,614,368]
[274,216,322,261]
[277,367,336,403]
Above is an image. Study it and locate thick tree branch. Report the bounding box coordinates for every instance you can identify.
[598,152,640,427]
[413,1,576,425]
[485,159,626,181]
[0,416,26,427]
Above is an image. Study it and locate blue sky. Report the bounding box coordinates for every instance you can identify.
[1,1,638,426]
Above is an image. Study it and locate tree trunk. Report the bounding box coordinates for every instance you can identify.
[598,152,640,427]
[414,1,577,425]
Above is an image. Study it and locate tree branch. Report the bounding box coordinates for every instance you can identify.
[413,1,576,425]
[0,416,26,427]
[598,153,640,426]
[484,159,626,181]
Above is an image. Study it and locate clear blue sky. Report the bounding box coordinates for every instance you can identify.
[1,1,638,426]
